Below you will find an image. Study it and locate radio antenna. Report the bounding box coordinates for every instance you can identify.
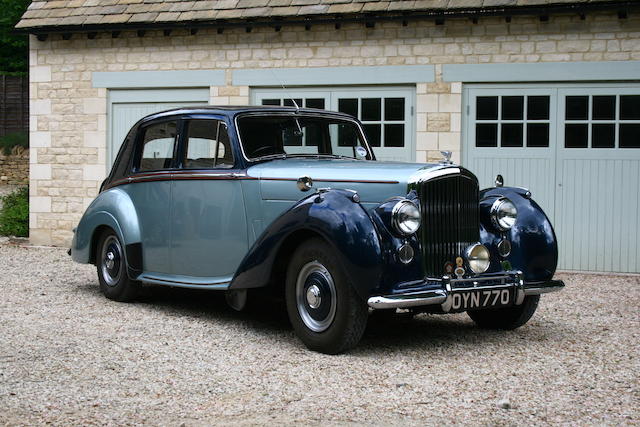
[269,68,300,111]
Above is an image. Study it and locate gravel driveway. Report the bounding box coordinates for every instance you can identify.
[0,242,638,425]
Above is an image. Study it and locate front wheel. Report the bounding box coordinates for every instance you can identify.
[96,230,140,302]
[467,295,540,330]
[285,238,368,354]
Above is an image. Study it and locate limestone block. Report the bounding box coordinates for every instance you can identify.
[30,196,52,213]
[31,131,51,148]
[83,164,107,181]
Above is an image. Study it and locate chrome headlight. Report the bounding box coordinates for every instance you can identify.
[466,243,490,274]
[491,197,517,231]
[391,200,421,236]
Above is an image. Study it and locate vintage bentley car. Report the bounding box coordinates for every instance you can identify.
[71,106,564,354]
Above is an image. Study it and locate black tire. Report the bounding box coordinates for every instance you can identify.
[467,295,540,330]
[285,238,368,354]
[96,229,140,302]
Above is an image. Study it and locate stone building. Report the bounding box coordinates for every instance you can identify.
[16,0,640,273]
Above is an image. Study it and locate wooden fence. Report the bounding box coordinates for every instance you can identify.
[0,75,28,137]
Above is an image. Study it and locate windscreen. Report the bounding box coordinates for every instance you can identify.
[238,115,372,160]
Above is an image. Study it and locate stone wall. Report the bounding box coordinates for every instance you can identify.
[0,149,29,187]
[28,11,640,245]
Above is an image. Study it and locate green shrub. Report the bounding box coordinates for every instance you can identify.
[0,132,28,155]
[0,186,28,237]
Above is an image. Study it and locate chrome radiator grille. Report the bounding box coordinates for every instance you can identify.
[417,174,480,277]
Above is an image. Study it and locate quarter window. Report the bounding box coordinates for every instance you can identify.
[183,120,234,169]
[138,121,177,172]
[475,95,551,148]
[564,94,640,148]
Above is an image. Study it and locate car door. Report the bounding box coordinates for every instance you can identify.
[170,117,249,280]
[126,119,178,274]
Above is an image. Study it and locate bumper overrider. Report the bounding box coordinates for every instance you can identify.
[367,271,564,311]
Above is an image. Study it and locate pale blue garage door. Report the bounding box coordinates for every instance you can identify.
[108,89,209,167]
[464,84,640,273]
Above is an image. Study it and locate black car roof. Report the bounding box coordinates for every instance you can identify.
[139,105,356,124]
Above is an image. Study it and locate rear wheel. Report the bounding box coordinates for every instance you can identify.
[285,238,368,354]
[96,230,140,302]
[467,295,540,330]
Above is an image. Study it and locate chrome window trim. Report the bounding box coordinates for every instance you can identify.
[233,111,374,163]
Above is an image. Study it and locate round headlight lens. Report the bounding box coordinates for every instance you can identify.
[491,198,518,231]
[391,200,421,236]
[466,243,490,274]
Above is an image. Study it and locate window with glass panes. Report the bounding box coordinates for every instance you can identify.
[564,95,640,149]
[336,97,406,149]
[475,95,551,148]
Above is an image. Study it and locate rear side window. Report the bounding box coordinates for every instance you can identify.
[184,119,234,169]
[137,121,178,172]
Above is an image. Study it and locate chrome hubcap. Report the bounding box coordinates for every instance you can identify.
[296,261,337,333]
[100,236,122,287]
[105,251,115,269]
[306,285,322,309]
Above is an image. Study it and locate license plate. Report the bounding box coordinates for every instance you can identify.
[450,288,512,311]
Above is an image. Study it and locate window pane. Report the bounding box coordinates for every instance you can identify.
[620,95,640,120]
[185,120,217,169]
[305,98,325,109]
[566,96,588,120]
[215,124,234,168]
[476,96,498,120]
[620,124,640,148]
[363,124,381,147]
[262,99,281,106]
[527,96,550,120]
[362,98,381,121]
[384,124,404,147]
[338,98,358,117]
[565,124,588,148]
[338,123,358,147]
[139,121,177,171]
[385,98,405,121]
[501,124,523,147]
[283,98,303,107]
[592,124,615,148]
[592,96,616,120]
[476,124,497,147]
[502,96,524,120]
[526,123,549,147]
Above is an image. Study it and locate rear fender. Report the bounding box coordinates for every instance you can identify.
[230,189,383,301]
[72,188,143,278]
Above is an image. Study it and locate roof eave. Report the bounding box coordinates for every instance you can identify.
[15,2,639,35]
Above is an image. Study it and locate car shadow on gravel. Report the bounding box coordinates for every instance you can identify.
[74,282,559,353]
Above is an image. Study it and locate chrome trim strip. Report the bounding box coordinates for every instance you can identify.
[139,275,230,290]
[407,166,462,185]
[524,282,565,295]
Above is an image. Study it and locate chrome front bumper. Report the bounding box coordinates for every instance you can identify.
[367,271,564,311]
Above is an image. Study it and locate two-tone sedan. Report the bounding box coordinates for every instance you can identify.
[71,106,564,354]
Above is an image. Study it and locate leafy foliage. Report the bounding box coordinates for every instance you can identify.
[0,131,28,155]
[0,186,28,237]
[0,0,31,74]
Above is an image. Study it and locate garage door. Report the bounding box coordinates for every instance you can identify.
[464,84,640,273]
[108,89,209,167]
[252,87,415,162]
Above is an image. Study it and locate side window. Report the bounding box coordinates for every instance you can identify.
[138,121,178,172]
[184,120,234,169]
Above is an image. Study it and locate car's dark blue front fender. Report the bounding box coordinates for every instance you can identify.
[229,189,383,301]
[480,187,559,282]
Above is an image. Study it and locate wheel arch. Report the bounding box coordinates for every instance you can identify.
[230,189,384,301]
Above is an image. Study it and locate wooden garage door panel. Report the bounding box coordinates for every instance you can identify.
[556,158,639,273]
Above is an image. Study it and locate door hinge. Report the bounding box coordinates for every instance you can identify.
[466,105,470,115]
